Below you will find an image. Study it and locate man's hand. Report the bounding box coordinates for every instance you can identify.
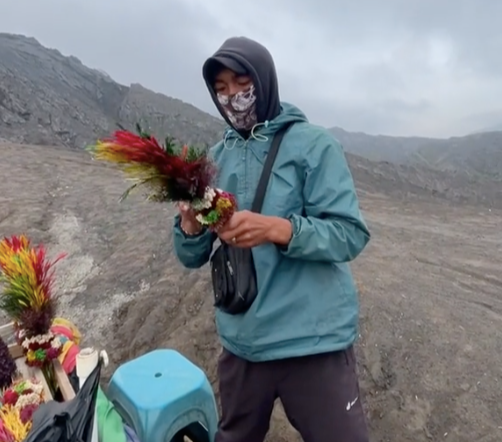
[178,202,203,235]
[218,210,292,248]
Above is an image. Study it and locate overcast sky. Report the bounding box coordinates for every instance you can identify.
[1,0,501,137]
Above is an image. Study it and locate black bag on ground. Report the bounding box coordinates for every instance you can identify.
[24,362,101,442]
[211,123,293,315]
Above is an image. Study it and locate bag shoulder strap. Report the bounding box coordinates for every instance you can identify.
[251,122,294,213]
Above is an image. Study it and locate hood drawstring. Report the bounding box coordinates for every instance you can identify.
[223,120,270,150]
[223,130,239,150]
[250,120,269,142]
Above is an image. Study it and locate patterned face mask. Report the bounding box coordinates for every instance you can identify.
[217,85,257,130]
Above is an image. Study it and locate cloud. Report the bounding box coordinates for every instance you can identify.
[0,0,501,137]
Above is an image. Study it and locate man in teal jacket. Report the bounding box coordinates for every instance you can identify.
[173,36,371,442]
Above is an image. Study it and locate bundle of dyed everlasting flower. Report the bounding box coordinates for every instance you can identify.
[87,124,237,230]
[1,379,44,410]
[0,416,16,442]
[0,379,43,441]
[18,331,62,368]
[0,235,65,337]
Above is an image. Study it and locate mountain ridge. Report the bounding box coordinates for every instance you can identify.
[0,32,500,208]
[0,32,225,149]
[329,126,502,180]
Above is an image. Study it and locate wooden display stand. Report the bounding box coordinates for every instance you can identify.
[2,322,199,441]
[0,321,76,401]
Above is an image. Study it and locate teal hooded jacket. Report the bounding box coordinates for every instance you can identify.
[173,102,370,362]
[173,36,370,362]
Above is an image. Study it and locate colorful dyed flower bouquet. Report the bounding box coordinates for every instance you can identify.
[0,235,80,440]
[17,331,62,368]
[2,379,44,410]
[0,234,66,397]
[87,124,237,230]
[0,235,65,339]
[0,378,44,441]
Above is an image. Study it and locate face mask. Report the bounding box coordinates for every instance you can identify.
[217,85,257,130]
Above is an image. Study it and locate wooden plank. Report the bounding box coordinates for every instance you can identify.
[8,343,24,359]
[0,322,15,342]
[0,322,14,334]
[53,359,76,400]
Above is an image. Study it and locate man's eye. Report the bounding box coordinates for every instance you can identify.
[237,76,251,85]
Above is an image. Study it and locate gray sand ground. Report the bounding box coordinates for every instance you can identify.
[1,142,501,441]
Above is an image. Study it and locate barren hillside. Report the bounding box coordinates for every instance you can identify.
[1,32,501,184]
[330,126,502,180]
[0,33,225,148]
[1,141,501,442]
[348,153,502,209]
[1,30,502,442]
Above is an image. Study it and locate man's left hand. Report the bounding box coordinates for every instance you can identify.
[218,210,292,248]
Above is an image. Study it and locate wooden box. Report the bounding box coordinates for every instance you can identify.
[0,321,76,401]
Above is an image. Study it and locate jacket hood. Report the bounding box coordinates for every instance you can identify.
[203,37,281,134]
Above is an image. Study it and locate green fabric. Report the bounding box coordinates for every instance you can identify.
[96,386,127,442]
[173,102,370,362]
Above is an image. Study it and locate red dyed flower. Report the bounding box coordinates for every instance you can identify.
[47,346,60,360]
[20,404,39,423]
[2,389,19,406]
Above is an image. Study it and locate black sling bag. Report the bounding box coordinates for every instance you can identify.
[210,123,293,315]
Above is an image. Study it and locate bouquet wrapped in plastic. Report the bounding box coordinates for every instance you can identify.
[87,124,236,230]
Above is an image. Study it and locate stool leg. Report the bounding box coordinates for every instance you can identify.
[207,409,218,442]
[172,432,185,442]
[184,423,210,442]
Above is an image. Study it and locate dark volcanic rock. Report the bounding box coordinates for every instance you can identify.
[0,33,225,148]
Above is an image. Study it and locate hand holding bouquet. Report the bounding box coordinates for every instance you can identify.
[87,124,237,231]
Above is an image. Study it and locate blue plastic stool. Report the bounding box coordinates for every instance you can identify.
[107,349,218,442]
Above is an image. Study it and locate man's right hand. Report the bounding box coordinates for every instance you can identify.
[178,202,203,235]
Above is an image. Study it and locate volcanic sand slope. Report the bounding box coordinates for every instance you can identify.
[0,33,225,148]
[329,126,502,180]
[1,141,501,442]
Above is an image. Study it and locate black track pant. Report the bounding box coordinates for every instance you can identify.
[215,346,369,442]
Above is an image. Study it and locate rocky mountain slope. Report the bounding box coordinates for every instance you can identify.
[330,126,502,180]
[0,33,500,210]
[348,153,501,209]
[1,32,500,185]
[0,33,225,148]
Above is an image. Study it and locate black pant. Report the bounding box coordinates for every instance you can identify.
[215,346,369,442]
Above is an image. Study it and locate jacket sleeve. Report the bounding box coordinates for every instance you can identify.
[279,130,370,263]
[173,215,216,269]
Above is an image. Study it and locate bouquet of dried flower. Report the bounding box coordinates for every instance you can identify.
[87,124,237,230]
[0,378,44,442]
[0,235,65,339]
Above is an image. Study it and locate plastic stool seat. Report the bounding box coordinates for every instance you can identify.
[108,349,218,442]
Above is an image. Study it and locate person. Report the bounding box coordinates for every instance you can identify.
[173,36,371,442]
